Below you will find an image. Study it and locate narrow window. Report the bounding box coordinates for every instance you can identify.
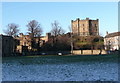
[95,24,97,27]
[83,28,85,31]
[83,32,85,35]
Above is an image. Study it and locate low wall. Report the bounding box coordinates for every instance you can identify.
[83,50,92,55]
[22,50,107,56]
[72,50,107,55]
[72,50,81,55]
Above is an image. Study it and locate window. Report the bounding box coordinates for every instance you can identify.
[83,24,84,26]
[96,29,97,31]
[83,28,85,31]
[83,32,85,35]
[95,24,97,27]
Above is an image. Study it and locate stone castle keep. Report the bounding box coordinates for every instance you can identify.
[71,18,99,36]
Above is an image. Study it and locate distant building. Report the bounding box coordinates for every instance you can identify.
[16,33,32,50]
[16,33,51,53]
[71,18,99,36]
[0,35,15,56]
[104,32,120,51]
[40,33,51,46]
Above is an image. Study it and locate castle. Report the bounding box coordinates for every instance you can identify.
[71,18,99,36]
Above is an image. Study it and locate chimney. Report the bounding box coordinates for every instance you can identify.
[86,18,89,20]
[106,31,109,35]
[77,18,80,21]
[19,33,23,37]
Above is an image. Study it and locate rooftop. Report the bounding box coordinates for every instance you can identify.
[105,32,120,38]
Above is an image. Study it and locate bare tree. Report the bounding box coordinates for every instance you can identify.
[26,20,43,50]
[26,20,42,37]
[4,23,19,37]
[68,25,73,54]
[50,20,65,50]
[51,20,65,37]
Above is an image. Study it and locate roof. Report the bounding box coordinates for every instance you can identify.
[105,32,120,38]
[0,35,13,38]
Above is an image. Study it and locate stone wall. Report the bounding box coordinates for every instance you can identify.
[24,50,107,56]
[0,35,14,56]
[72,50,107,55]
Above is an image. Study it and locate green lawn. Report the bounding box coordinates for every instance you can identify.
[2,54,118,65]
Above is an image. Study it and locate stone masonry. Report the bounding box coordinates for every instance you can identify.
[71,18,99,36]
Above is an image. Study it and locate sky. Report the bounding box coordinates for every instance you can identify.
[1,2,118,36]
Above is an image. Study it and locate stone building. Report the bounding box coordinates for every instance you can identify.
[71,18,99,36]
[16,33,51,53]
[0,35,15,56]
[104,32,120,51]
[40,33,51,46]
[16,33,32,50]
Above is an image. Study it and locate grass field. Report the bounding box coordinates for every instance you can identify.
[2,54,118,65]
[2,54,118,81]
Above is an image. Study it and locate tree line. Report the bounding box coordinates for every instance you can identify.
[3,20,104,51]
[3,20,65,37]
[3,20,71,51]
